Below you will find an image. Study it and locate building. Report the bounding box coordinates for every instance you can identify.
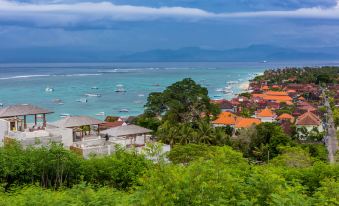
[212,111,237,127]
[255,108,276,123]
[296,111,323,132]
[276,113,294,123]
[0,104,63,147]
[234,118,261,129]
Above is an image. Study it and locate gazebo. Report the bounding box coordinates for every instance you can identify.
[0,104,53,131]
[101,124,152,146]
[50,116,103,141]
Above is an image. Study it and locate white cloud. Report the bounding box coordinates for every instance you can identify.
[0,0,339,27]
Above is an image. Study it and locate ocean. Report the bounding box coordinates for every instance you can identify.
[0,61,338,121]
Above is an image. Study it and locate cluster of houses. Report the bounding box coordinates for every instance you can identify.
[0,104,169,158]
[212,80,325,137]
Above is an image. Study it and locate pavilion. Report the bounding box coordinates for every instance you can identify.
[50,116,103,141]
[0,104,53,131]
[101,124,152,146]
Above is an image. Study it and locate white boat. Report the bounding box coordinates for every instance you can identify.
[85,93,101,97]
[45,87,54,92]
[226,81,239,84]
[0,103,3,107]
[115,84,126,93]
[138,94,145,97]
[96,112,105,116]
[76,98,88,103]
[119,109,129,113]
[216,88,224,92]
[60,113,70,118]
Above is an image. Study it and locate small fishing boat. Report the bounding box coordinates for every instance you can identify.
[215,88,224,92]
[213,95,222,98]
[76,98,88,103]
[152,83,160,87]
[52,99,63,104]
[96,112,105,116]
[0,103,3,107]
[91,86,99,90]
[45,87,54,92]
[115,84,126,92]
[85,93,101,97]
[138,94,145,97]
[226,81,239,85]
[60,113,70,118]
[119,109,129,113]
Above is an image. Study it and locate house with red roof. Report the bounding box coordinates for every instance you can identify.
[296,111,323,132]
[276,113,294,123]
[255,108,276,122]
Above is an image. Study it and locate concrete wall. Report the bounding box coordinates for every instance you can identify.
[0,119,9,144]
[46,127,73,147]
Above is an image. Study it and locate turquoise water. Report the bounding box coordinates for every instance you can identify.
[0,61,338,121]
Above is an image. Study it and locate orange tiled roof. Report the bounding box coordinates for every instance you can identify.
[235,118,261,128]
[272,85,280,89]
[296,111,321,126]
[262,95,292,102]
[265,91,288,96]
[277,113,294,120]
[256,108,275,117]
[298,96,305,101]
[262,85,269,90]
[287,89,296,93]
[213,112,237,125]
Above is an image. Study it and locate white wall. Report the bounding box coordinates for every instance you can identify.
[0,119,9,143]
[46,127,73,147]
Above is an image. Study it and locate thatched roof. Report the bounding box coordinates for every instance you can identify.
[51,116,103,128]
[0,104,53,118]
[101,124,152,137]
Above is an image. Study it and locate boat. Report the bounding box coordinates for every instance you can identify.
[45,87,54,92]
[85,93,101,97]
[52,99,63,104]
[0,103,3,107]
[226,81,239,85]
[216,88,224,92]
[76,98,88,103]
[138,94,145,97]
[213,95,222,98]
[96,112,105,116]
[115,84,126,92]
[91,86,99,90]
[60,113,70,118]
[152,83,160,87]
[119,109,129,113]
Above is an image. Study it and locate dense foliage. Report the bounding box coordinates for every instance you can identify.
[144,78,219,123]
[254,67,339,84]
[1,144,339,205]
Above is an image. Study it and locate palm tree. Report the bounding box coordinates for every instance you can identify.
[178,124,195,145]
[194,121,214,145]
[156,121,179,147]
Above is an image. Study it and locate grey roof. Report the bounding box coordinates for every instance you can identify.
[51,116,103,128]
[0,104,53,118]
[101,124,152,137]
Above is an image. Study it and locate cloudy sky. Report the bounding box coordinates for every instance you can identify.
[1,0,339,52]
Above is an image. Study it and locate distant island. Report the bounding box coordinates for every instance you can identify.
[1,44,339,63]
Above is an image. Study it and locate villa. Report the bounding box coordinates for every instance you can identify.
[0,104,62,147]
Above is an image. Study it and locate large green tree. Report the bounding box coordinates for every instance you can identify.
[145,78,219,123]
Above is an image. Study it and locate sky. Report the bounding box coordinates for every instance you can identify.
[0,0,339,53]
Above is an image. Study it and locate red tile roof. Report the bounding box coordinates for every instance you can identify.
[213,112,237,125]
[235,118,261,128]
[296,111,321,126]
[256,108,275,117]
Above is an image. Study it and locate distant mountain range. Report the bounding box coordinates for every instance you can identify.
[0,44,338,63]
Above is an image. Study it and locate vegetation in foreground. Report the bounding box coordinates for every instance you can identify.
[0,143,339,205]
